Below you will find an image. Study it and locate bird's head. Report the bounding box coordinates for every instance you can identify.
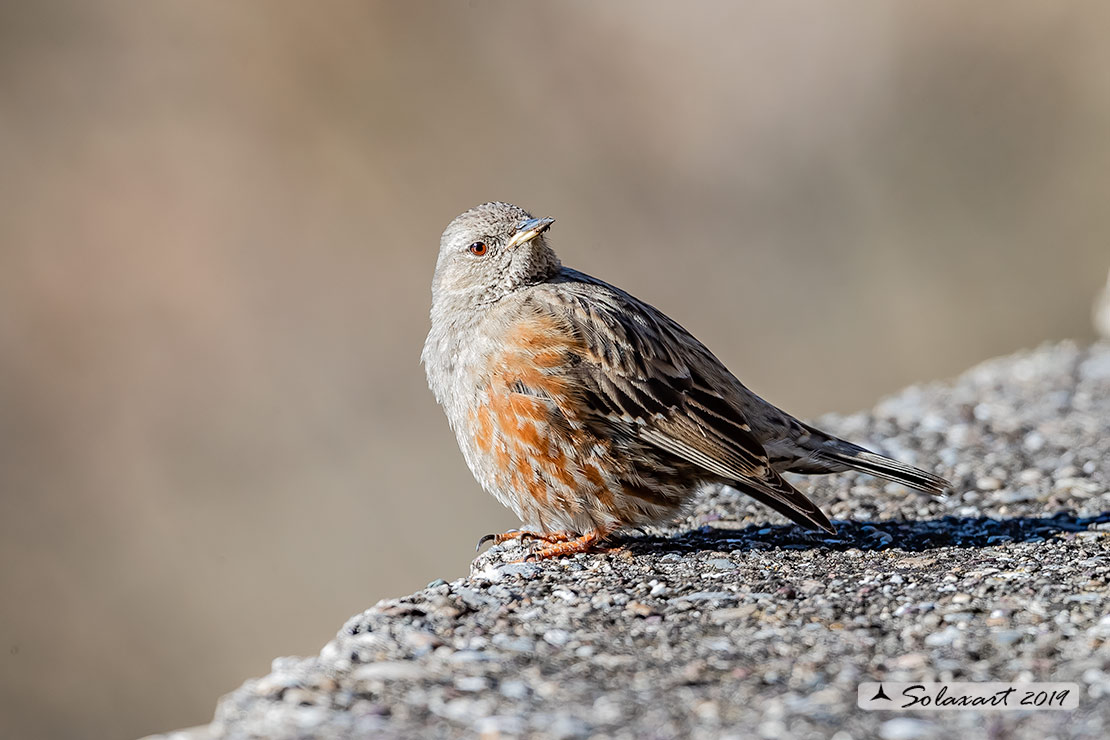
[432,202,560,305]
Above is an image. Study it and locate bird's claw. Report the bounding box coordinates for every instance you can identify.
[476,529,584,556]
[475,528,524,552]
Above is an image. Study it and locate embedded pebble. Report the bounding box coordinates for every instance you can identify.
[976,476,1003,491]
[542,629,571,647]
[880,718,938,740]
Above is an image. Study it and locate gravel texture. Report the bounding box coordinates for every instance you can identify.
[171,341,1110,740]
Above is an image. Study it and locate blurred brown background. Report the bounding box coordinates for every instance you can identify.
[2,2,1108,738]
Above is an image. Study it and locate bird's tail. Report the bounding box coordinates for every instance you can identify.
[812,441,951,495]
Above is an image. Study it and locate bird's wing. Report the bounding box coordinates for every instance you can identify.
[526,277,834,533]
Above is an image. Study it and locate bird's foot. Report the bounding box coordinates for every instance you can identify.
[475,529,577,552]
[517,527,615,562]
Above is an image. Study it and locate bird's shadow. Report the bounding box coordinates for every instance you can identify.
[618,511,1110,555]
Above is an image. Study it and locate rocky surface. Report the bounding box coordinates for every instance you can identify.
[167,342,1110,740]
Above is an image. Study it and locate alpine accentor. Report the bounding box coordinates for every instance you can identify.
[422,202,950,559]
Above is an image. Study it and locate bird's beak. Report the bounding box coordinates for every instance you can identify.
[505,217,555,249]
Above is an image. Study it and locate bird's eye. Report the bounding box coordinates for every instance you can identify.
[468,241,488,256]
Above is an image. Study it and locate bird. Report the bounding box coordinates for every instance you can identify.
[422,202,951,560]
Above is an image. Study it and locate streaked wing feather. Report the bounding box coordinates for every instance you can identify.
[727,473,836,533]
[528,278,834,532]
